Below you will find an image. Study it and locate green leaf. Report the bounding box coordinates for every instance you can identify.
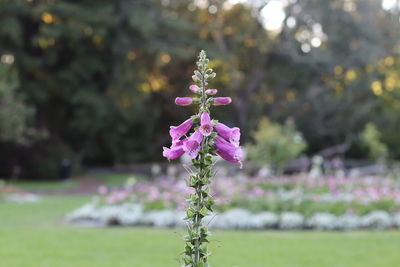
[186,208,194,219]
[199,206,208,216]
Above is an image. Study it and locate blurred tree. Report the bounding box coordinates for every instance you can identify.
[246,117,307,175]
[195,1,274,136]
[0,0,210,178]
[270,0,399,155]
[1,0,400,179]
[0,64,32,144]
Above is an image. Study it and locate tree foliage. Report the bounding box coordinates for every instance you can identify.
[0,64,32,144]
[0,0,400,178]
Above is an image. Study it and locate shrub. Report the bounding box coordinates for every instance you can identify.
[306,213,338,230]
[212,208,252,230]
[250,212,279,229]
[393,213,400,228]
[361,123,388,161]
[246,117,307,175]
[361,211,393,229]
[336,214,361,230]
[279,212,304,229]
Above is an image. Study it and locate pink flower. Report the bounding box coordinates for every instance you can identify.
[106,195,116,205]
[175,97,193,106]
[183,130,203,158]
[199,112,213,136]
[213,97,232,106]
[214,136,243,168]
[189,85,200,93]
[163,144,185,160]
[214,122,240,146]
[97,185,108,195]
[169,118,193,140]
[252,186,264,197]
[205,89,218,95]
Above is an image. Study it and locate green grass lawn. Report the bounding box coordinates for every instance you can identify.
[87,172,146,187]
[9,173,143,192]
[1,196,400,267]
[7,179,79,191]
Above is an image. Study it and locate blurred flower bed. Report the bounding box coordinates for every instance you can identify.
[65,175,400,230]
[0,180,40,203]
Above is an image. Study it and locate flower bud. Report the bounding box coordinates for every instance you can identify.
[189,85,201,94]
[192,75,200,83]
[194,70,202,80]
[175,97,193,106]
[212,97,232,106]
[205,89,218,95]
[206,72,216,81]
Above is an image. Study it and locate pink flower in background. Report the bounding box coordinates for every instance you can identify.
[214,122,241,146]
[148,189,160,202]
[175,97,193,106]
[214,136,243,168]
[252,186,264,197]
[116,191,128,201]
[183,130,203,158]
[106,195,116,205]
[169,118,193,140]
[199,112,213,136]
[98,185,108,195]
[205,89,218,95]
[96,174,400,216]
[346,209,355,215]
[212,97,232,106]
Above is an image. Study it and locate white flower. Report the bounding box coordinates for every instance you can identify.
[279,212,304,229]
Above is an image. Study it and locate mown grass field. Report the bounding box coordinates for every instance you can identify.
[1,195,400,267]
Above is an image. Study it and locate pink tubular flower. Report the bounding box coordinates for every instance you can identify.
[215,122,241,146]
[199,112,213,136]
[163,144,185,160]
[214,136,243,168]
[175,97,193,106]
[189,85,200,93]
[205,89,218,95]
[169,118,193,141]
[213,97,232,106]
[183,130,203,158]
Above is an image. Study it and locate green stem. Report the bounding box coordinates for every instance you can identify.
[194,149,204,265]
[183,50,214,267]
[194,65,207,266]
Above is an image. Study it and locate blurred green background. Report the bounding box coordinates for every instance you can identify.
[2,0,400,180]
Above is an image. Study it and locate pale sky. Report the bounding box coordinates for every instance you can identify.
[227,0,287,31]
[229,0,397,32]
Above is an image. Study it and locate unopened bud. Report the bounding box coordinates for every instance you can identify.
[175,97,193,106]
[206,72,216,81]
[189,85,201,94]
[205,89,218,95]
[212,97,232,106]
